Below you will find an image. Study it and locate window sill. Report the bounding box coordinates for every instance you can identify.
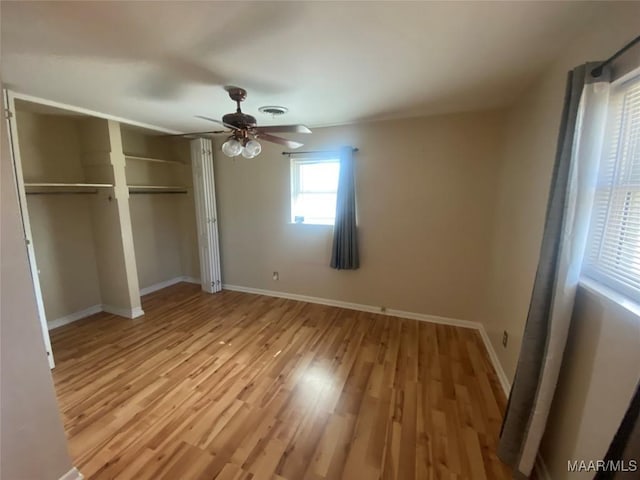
[288,222,334,227]
[578,277,640,319]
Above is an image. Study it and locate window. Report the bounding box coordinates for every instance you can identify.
[584,74,640,301]
[290,157,340,225]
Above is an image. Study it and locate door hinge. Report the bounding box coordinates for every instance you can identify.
[4,109,13,119]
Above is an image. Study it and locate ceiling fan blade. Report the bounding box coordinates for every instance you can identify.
[254,125,312,134]
[163,130,226,137]
[256,133,304,149]
[195,115,237,130]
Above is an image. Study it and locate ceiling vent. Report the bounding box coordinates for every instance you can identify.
[258,105,288,116]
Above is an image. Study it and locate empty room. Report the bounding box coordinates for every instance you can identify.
[1,2,639,480]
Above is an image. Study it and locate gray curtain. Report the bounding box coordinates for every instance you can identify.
[498,63,609,478]
[595,381,640,480]
[330,146,359,270]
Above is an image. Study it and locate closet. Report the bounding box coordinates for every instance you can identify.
[120,126,200,293]
[5,91,222,368]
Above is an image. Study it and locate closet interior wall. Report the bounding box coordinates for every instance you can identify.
[17,108,102,323]
[120,128,200,291]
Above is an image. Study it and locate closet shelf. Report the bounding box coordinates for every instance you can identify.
[124,154,186,166]
[25,182,113,194]
[128,185,189,194]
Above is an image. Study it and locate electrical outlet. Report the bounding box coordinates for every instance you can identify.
[502,330,508,348]
[272,271,279,281]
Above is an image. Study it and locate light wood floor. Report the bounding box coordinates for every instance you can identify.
[51,282,512,480]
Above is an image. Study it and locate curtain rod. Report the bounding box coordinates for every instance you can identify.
[592,34,640,77]
[282,147,359,156]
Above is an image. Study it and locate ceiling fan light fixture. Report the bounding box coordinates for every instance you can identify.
[243,139,262,158]
[222,137,243,157]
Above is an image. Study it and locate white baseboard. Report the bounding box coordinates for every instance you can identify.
[59,466,84,480]
[47,277,200,329]
[223,284,512,398]
[139,276,200,295]
[477,324,512,396]
[102,304,144,319]
[224,283,382,313]
[47,303,143,328]
[385,307,479,329]
[47,304,102,330]
[181,275,201,285]
[140,277,183,296]
[223,284,478,329]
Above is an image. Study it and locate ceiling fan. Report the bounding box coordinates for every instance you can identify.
[188,86,311,159]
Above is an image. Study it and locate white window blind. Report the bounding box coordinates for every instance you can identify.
[584,74,640,301]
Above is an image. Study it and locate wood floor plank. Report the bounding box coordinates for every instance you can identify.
[50,283,512,479]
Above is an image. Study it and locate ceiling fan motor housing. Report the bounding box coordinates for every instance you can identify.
[222,111,257,129]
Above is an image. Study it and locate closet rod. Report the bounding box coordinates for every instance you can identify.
[26,190,99,195]
[129,190,188,195]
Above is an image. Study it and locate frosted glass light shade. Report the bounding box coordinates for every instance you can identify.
[222,138,243,157]
[244,139,262,157]
[241,147,256,159]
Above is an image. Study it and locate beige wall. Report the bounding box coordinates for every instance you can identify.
[27,196,102,319]
[1,91,73,479]
[17,111,103,322]
[541,287,640,479]
[215,110,507,322]
[128,194,199,289]
[130,194,185,287]
[178,192,200,281]
[482,3,640,478]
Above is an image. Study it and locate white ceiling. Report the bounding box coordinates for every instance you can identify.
[1,1,607,133]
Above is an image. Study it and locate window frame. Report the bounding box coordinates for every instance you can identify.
[582,71,640,303]
[290,156,340,226]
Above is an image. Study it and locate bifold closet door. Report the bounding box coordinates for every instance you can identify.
[3,89,55,368]
[191,138,222,293]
